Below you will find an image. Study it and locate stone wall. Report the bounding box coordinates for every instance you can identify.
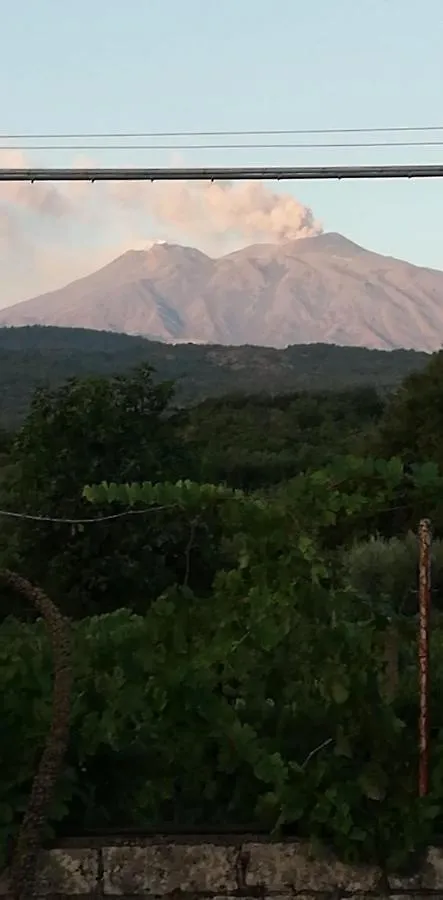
[2,835,443,898]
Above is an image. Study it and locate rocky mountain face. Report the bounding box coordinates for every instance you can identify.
[1,233,443,351]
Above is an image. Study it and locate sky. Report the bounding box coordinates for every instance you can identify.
[1,0,443,307]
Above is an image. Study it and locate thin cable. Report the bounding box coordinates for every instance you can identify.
[0,506,173,524]
[2,125,443,139]
[0,500,412,525]
[3,140,443,151]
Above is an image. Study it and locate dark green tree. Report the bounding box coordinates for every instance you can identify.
[1,365,215,618]
[181,388,385,489]
[376,351,443,468]
[374,351,443,533]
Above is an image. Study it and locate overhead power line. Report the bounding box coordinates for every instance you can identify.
[1,165,443,182]
[3,140,443,151]
[2,125,443,139]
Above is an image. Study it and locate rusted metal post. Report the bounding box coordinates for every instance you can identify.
[418,518,432,797]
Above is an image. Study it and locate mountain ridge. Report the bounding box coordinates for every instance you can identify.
[0,324,431,427]
[1,233,443,351]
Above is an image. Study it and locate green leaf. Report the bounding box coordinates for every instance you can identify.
[410,460,441,488]
[254,752,288,787]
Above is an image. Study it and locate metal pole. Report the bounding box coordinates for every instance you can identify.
[1,164,443,182]
[418,518,432,797]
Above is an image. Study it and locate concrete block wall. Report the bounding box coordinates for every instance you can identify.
[2,835,443,898]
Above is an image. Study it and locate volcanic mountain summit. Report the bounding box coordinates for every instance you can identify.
[1,233,443,351]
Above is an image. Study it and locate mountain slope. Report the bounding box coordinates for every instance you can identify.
[1,234,443,351]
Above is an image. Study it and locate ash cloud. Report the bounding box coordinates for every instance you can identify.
[110,179,323,244]
[0,151,74,219]
[0,149,322,245]
[0,150,322,300]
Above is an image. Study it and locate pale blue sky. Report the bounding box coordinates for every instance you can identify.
[1,0,443,304]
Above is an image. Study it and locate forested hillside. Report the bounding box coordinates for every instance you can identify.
[0,325,429,426]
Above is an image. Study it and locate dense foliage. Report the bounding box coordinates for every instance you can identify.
[0,365,211,619]
[2,348,443,871]
[179,387,384,488]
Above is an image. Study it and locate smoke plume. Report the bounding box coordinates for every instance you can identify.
[0,151,74,219]
[110,179,323,243]
[0,149,322,244]
[0,150,322,301]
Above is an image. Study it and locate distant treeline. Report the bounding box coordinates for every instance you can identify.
[0,324,429,427]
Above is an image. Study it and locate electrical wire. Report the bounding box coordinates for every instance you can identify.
[0,506,173,524]
[3,140,443,151]
[0,500,411,526]
[2,125,443,139]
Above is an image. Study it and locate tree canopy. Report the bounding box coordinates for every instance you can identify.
[3,346,443,871]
